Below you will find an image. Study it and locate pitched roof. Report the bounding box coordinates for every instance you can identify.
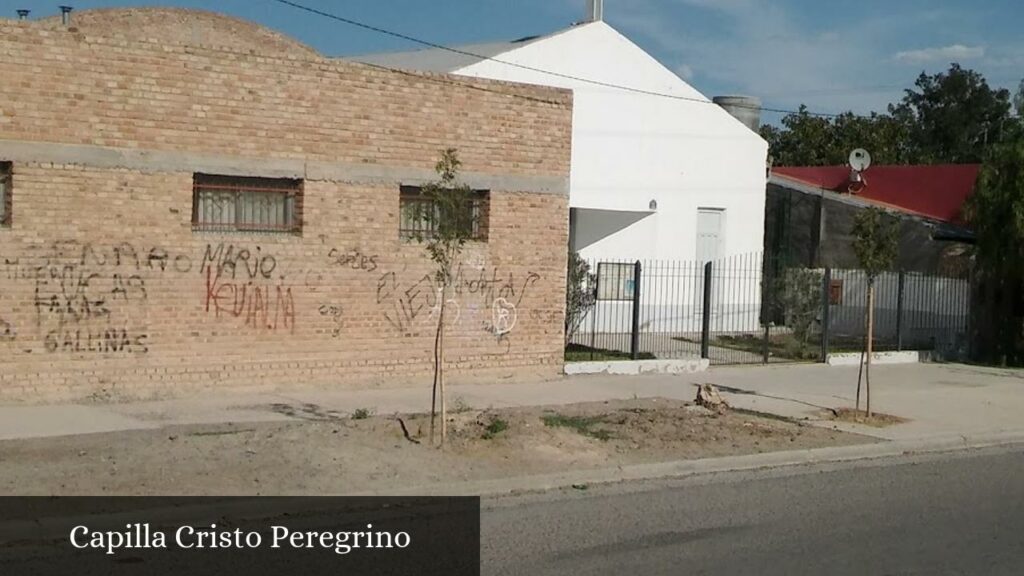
[771,164,981,224]
[349,31,559,72]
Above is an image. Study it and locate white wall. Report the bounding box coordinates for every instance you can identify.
[455,22,768,263]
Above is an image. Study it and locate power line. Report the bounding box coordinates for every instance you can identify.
[269,0,851,119]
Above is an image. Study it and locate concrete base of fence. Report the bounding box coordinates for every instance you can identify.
[826,350,924,366]
[565,358,710,376]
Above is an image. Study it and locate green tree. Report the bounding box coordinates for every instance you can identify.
[773,268,824,350]
[760,105,838,166]
[565,248,596,346]
[851,208,898,416]
[761,107,911,167]
[1014,79,1024,117]
[406,148,476,446]
[891,63,1016,163]
[964,140,1024,364]
[762,65,1020,167]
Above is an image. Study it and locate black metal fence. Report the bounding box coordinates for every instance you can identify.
[566,252,972,366]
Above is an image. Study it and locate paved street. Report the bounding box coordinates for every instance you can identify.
[481,446,1024,575]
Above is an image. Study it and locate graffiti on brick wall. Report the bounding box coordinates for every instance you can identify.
[0,315,13,342]
[327,248,379,273]
[44,327,149,354]
[373,262,540,343]
[1,240,304,355]
[318,304,344,338]
[21,241,181,355]
[200,243,296,334]
[375,271,437,333]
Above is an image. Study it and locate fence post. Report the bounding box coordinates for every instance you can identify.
[762,323,770,364]
[821,267,832,363]
[630,260,642,360]
[701,261,712,359]
[896,270,905,351]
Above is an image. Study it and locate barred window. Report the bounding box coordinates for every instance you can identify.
[399,185,489,241]
[192,174,302,233]
[0,162,10,227]
[596,263,636,301]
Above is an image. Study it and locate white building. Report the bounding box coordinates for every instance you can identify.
[356,1,769,266]
[357,1,769,348]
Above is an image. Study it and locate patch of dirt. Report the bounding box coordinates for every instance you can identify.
[0,398,876,496]
[828,408,909,428]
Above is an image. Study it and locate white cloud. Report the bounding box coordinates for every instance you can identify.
[893,44,985,64]
[614,0,900,114]
[675,63,695,80]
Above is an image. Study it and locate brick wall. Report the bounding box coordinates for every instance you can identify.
[0,18,572,403]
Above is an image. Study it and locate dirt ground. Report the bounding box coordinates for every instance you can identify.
[829,408,909,427]
[0,398,874,495]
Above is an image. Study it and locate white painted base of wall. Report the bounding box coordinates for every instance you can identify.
[565,358,710,376]
[826,351,923,366]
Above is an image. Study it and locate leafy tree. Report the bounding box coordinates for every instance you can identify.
[964,140,1024,364]
[565,248,596,346]
[773,268,824,350]
[891,63,1016,163]
[762,107,911,167]
[407,148,475,446]
[762,65,1020,166]
[1014,79,1024,117]
[851,208,898,416]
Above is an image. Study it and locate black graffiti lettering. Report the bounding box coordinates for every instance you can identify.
[113,243,140,269]
[376,272,396,305]
[44,328,148,354]
[174,254,193,273]
[260,255,277,278]
[147,248,169,272]
[328,248,380,274]
[0,317,14,342]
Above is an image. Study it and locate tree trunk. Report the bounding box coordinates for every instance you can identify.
[866,282,874,417]
[439,289,448,446]
[429,289,442,446]
[855,332,864,412]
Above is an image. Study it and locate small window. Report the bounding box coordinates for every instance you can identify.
[829,279,844,305]
[192,174,302,233]
[596,263,636,301]
[399,185,489,241]
[0,162,11,227]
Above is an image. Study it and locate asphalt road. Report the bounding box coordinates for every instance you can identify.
[481,446,1024,575]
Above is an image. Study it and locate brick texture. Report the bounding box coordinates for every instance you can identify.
[0,14,571,403]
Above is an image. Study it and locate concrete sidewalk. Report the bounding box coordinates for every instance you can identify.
[1,362,1023,445]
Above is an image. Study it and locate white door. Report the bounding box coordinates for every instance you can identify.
[696,208,724,263]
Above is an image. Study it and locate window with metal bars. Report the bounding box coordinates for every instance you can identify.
[0,162,10,227]
[192,174,302,233]
[399,185,489,241]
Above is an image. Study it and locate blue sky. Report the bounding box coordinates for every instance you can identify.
[5,1,1022,118]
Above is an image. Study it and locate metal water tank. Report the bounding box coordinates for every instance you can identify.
[713,95,762,132]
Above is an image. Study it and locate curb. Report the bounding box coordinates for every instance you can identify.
[564,358,710,376]
[374,431,1024,498]
[826,350,924,366]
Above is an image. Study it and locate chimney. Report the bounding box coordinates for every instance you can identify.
[16,9,30,20]
[59,6,73,26]
[586,0,604,22]
[713,95,763,133]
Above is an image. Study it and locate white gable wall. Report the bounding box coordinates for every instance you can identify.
[454,22,768,262]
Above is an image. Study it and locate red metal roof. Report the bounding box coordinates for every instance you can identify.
[772,164,980,224]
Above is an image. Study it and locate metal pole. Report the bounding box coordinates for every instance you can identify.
[821,268,832,363]
[896,270,905,351]
[589,263,598,361]
[701,261,712,359]
[630,260,642,360]
[762,323,770,364]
